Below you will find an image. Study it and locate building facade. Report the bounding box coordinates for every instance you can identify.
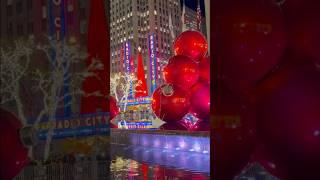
[1,0,91,44]
[110,0,182,95]
[184,6,207,37]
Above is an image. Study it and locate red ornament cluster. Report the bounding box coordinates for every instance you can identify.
[212,0,320,179]
[0,108,29,180]
[152,30,210,131]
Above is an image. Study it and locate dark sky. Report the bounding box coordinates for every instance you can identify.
[181,0,206,17]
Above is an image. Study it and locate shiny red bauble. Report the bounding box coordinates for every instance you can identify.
[163,55,199,90]
[152,84,190,122]
[109,96,119,120]
[173,30,208,62]
[256,61,320,179]
[282,0,320,63]
[0,108,29,180]
[192,120,210,132]
[212,82,257,180]
[189,82,210,120]
[159,121,188,131]
[213,0,286,92]
[199,56,210,84]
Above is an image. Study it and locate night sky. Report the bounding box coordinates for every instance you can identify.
[182,0,206,17]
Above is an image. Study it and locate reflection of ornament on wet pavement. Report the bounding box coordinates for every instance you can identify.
[236,162,277,179]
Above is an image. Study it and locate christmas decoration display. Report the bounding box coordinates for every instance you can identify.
[0,108,29,180]
[255,60,320,179]
[250,144,288,179]
[212,82,257,180]
[189,82,210,120]
[109,96,119,121]
[135,48,149,98]
[81,0,109,114]
[151,84,190,123]
[155,30,210,131]
[211,0,320,178]
[191,120,210,132]
[198,56,210,84]
[163,55,200,90]
[213,0,286,93]
[283,0,320,63]
[173,30,208,62]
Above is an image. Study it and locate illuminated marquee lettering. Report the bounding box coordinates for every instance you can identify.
[36,115,109,131]
[124,42,131,73]
[149,34,157,92]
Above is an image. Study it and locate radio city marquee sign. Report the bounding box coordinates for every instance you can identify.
[148,34,157,93]
[124,42,132,73]
[49,0,66,41]
[36,113,109,139]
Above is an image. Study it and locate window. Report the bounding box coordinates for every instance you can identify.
[27,0,32,10]
[7,5,12,16]
[16,1,22,14]
[41,19,47,32]
[7,22,13,36]
[67,12,74,25]
[27,22,33,34]
[41,0,47,6]
[17,24,23,36]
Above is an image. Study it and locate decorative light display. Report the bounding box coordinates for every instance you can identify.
[129,133,210,155]
[35,113,109,139]
[118,122,153,129]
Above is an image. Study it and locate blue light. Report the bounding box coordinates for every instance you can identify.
[128,133,210,154]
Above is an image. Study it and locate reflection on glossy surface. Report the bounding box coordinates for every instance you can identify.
[110,145,210,179]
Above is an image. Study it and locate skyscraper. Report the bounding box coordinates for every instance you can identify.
[183,5,207,37]
[110,0,182,95]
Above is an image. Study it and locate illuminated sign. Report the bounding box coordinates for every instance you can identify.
[49,0,66,41]
[36,113,109,139]
[124,42,131,73]
[148,34,157,93]
[118,97,151,106]
[123,41,134,98]
[118,122,153,129]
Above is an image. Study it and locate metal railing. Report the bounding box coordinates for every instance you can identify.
[14,161,109,180]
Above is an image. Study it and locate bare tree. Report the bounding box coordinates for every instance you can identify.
[33,39,103,160]
[110,72,137,112]
[0,38,34,125]
[1,38,103,161]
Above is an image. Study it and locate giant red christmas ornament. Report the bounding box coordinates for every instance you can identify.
[152,84,190,122]
[173,31,208,62]
[212,82,257,180]
[189,82,210,120]
[199,56,210,84]
[163,55,199,90]
[0,108,29,180]
[213,0,286,92]
[282,0,320,63]
[109,96,119,121]
[256,60,320,179]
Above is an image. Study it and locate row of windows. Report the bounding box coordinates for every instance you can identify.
[6,0,29,16]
